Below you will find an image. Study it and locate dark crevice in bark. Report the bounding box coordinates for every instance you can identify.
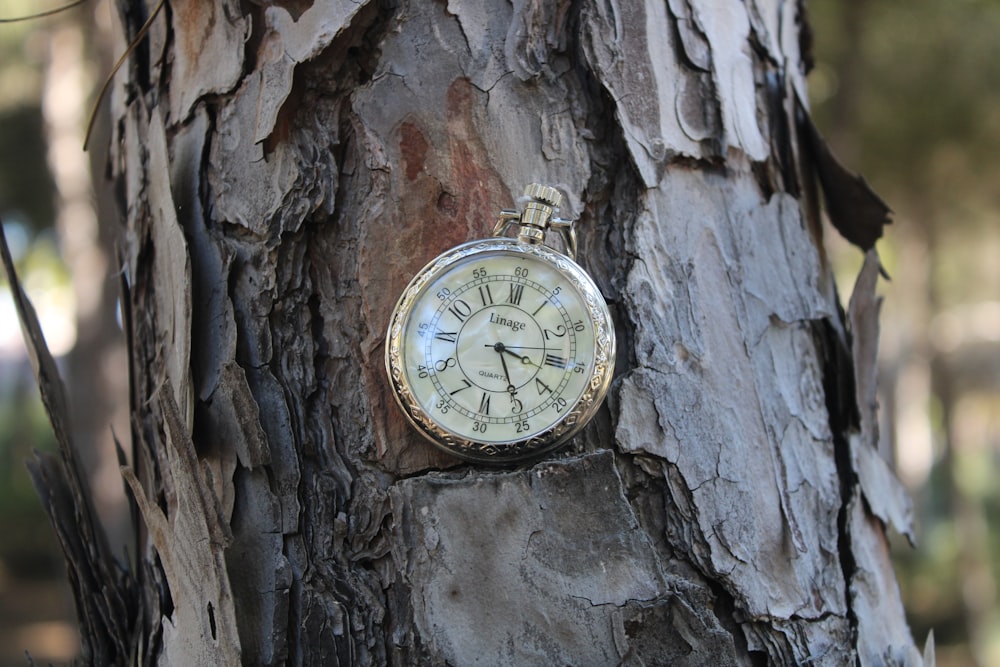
[567,0,644,385]
[116,0,155,95]
[154,2,174,115]
[796,0,816,75]
[705,576,760,665]
[664,1,710,73]
[240,0,265,75]
[663,3,726,161]
[813,316,862,656]
[260,8,400,659]
[764,69,801,200]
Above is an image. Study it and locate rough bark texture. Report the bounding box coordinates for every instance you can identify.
[8,0,931,665]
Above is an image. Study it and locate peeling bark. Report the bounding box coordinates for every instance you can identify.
[7,0,928,664]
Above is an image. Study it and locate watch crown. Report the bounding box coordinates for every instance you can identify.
[493,183,577,260]
[524,183,563,208]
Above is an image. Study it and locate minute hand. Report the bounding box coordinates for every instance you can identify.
[497,349,515,391]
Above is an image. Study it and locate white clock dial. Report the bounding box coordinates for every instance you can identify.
[386,238,615,462]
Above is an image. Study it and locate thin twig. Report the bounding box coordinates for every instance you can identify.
[84,0,166,151]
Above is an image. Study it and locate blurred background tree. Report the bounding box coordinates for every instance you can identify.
[0,1,75,663]
[0,0,123,663]
[0,0,998,665]
[809,0,1000,665]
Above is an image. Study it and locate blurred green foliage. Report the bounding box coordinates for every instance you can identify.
[0,378,62,579]
[810,0,1000,213]
[0,230,72,584]
[0,106,56,236]
[0,1,58,235]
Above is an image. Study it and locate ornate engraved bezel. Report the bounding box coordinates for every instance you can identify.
[385,238,616,464]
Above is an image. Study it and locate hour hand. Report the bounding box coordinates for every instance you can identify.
[486,342,537,368]
[502,346,537,367]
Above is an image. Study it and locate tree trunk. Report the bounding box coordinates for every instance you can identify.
[10,0,930,664]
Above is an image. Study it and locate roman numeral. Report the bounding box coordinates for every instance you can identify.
[507,283,524,306]
[478,392,491,415]
[434,329,458,343]
[544,354,569,369]
[449,379,472,395]
[448,299,472,322]
[478,284,494,306]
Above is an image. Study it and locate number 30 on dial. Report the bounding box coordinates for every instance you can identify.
[385,238,615,463]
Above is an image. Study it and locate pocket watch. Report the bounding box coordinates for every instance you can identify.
[385,184,615,464]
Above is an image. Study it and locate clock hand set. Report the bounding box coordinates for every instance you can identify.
[486,342,538,368]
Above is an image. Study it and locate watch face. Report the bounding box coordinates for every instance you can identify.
[386,238,615,463]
